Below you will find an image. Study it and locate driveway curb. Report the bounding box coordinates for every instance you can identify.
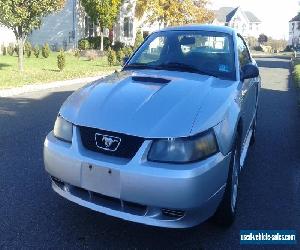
[0,74,109,98]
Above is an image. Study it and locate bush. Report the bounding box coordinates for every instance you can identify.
[1,45,7,56]
[24,41,32,58]
[112,41,125,51]
[57,50,66,71]
[42,43,51,58]
[78,39,90,50]
[78,37,112,50]
[284,45,293,52]
[107,47,116,66]
[123,46,133,57]
[74,49,80,59]
[116,49,125,65]
[253,45,263,52]
[33,45,40,58]
[7,44,14,56]
[134,30,144,50]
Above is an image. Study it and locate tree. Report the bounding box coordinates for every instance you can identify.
[134,30,144,50]
[135,0,214,27]
[0,0,65,72]
[258,34,268,45]
[81,0,122,51]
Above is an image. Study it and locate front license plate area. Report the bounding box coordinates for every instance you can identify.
[81,163,120,199]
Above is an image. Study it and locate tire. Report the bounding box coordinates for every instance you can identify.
[213,133,241,227]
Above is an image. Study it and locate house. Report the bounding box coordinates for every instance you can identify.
[289,13,300,47]
[213,7,262,38]
[28,0,158,51]
[0,25,16,53]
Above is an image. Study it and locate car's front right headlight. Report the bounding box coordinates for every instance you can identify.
[53,115,73,143]
[148,129,219,163]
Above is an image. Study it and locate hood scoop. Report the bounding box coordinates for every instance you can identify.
[132,76,171,84]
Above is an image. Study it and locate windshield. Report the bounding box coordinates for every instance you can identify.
[125,30,236,80]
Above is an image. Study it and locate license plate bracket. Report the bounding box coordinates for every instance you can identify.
[81,163,120,199]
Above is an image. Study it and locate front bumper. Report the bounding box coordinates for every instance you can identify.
[44,127,231,228]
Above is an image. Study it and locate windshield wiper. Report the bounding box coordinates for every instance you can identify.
[156,62,216,77]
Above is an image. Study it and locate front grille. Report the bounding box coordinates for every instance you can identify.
[52,178,147,216]
[79,126,145,159]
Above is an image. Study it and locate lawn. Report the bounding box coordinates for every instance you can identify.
[0,52,120,89]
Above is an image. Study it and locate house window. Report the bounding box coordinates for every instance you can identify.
[124,17,133,37]
[249,23,253,30]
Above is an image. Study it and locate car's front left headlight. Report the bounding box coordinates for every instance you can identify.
[148,129,218,163]
[53,115,73,143]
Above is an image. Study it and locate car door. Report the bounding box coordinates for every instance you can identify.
[237,35,259,143]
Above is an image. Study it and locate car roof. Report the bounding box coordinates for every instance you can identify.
[160,24,235,35]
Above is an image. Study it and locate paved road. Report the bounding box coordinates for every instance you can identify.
[0,57,299,249]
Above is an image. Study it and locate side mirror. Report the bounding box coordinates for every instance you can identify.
[123,56,129,66]
[241,64,259,81]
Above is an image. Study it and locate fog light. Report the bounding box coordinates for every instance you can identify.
[161,208,185,218]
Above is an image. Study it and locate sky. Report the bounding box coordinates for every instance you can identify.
[209,0,300,39]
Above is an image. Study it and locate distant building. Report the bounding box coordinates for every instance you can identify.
[213,7,262,38]
[28,0,159,50]
[289,14,300,47]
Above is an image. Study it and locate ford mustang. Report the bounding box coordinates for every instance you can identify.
[44,25,260,228]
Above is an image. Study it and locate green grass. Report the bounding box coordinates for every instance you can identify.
[0,52,120,89]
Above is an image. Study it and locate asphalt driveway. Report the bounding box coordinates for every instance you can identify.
[0,57,299,249]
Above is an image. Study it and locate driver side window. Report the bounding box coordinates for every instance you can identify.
[237,35,251,68]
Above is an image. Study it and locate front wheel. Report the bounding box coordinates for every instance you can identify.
[213,134,241,227]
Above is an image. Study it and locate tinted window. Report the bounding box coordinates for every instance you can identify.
[126,30,236,80]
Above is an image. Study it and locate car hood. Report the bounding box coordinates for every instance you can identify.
[60,70,237,138]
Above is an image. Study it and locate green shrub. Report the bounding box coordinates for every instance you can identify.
[7,43,14,56]
[107,47,116,66]
[33,45,40,58]
[116,49,125,65]
[134,30,144,50]
[78,37,112,50]
[112,41,125,51]
[24,41,32,58]
[103,37,112,51]
[78,39,90,50]
[253,45,263,52]
[1,45,7,56]
[123,46,133,57]
[42,43,51,58]
[74,49,80,59]
[57,50,66,71]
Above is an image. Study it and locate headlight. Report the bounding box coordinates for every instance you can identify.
[53,115,73,143]
[148,130,218,163]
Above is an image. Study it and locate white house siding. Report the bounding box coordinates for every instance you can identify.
[114,0,161,46]
[228,8,249,34]
[114,0,137,46]
[289,21,300,46]
[0,25,16,48]
[214,7,261,39]
[29,0,84,50]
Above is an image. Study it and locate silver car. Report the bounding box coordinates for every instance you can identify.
[44,25,260,228]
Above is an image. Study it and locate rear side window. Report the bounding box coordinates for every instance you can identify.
[237,35,251,68]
